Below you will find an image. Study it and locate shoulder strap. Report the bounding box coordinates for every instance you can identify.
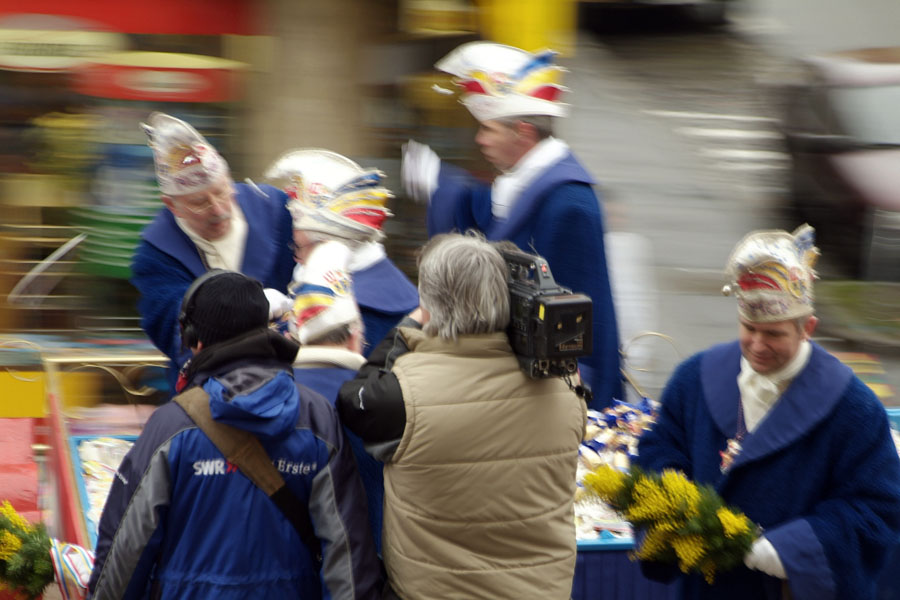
[174,387,322,566]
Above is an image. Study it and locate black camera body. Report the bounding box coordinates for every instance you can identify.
[501,248,593,379]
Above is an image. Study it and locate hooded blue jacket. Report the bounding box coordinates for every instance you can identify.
[88,330,382,600]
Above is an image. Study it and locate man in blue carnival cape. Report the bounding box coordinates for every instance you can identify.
[286,239,387,555]
[263,149,418,356]
[131,113,295,389]
[401,41,621,408]
[635,224,900,600]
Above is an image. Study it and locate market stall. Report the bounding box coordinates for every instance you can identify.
[0,335,167,549]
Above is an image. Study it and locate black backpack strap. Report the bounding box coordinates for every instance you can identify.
[174,387,323,567]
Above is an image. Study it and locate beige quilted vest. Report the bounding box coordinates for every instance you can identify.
[383,329,587,600]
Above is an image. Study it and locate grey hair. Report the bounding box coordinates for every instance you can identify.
[417,233,510,340]
[304,320,363,346]
[496,115,554,140]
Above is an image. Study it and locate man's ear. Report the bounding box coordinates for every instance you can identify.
[804,315,819,339]
[516,121,540,146]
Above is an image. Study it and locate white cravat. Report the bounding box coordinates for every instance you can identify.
[176,204,248,272]
[738,340,811,433]
[491,137,570,221]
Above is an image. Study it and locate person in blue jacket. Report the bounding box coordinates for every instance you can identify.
[634,225,900,600]
[131,112,295,390]
[401,41,622,408]
[88,270,382,600]
[263,148,418,356]
[286,240,387,555]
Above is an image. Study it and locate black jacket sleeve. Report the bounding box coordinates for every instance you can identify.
[337,321,418,461]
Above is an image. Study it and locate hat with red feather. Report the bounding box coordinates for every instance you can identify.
[287,240,361,345]
[263,148,393,244]
[722,224,819,322]
[141,112,229,196]
[434,41,569,122]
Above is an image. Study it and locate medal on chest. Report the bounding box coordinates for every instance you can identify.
[719,438,743,473]
[720,402,748,474]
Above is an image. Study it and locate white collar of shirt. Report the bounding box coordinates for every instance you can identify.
[738,340,811,433]
[293,345,366,370]
[349,241,386,272]
[176,204,248,272]
[491,137,570,221]
[292,241,386,284]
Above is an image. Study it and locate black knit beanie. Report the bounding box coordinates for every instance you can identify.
[185,272,269,347]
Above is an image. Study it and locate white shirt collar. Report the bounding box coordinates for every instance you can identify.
[491,137,569,221]
[293,345,366,370]
[738,340,812,432]
[176,203,247,272]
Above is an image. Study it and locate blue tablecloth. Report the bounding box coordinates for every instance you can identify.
[573,539,677,600]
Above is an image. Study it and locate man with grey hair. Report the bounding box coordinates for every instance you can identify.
[132,113,294,390]
[337,233,586,600]
[402,41,621,408]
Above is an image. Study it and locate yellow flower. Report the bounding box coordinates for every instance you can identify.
[583,466,626,503]
[0,530,23,561]
[0,500,32,533]
[659,470,701,517]
[717,507,752,538]
[671,534,706,571]
[636,526,671,561]
[700,560,718,584]
[626,477,680,522]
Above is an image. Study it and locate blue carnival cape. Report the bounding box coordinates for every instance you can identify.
[427,153,622,408]
[636,341,900,600]
[352,258,418,356]
[132,183,295,390]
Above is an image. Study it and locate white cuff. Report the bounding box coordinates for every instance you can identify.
[744,536,787,579]
[401,139,439,204]
[263,288,293,320]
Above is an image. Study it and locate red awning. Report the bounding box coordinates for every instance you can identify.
[0,1,259,35]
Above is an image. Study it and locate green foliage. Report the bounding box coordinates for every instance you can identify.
[0,501,53,600]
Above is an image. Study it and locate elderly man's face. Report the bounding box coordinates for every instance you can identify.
[475,119,527,172]
[163,175,235,241]
[739,316,817,375]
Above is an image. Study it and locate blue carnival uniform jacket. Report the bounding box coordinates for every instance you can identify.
[131,183,295,388]
[87,331,382,600]
[427,154,622,408]
[350,259,418,357]
[294,364,386,554]
[635,341,900,600]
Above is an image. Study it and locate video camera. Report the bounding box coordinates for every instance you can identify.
[501,248,593,379]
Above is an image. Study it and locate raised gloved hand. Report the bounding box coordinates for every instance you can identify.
[263,288,293,321]
[744,536,787,579]
[401,139,440,204]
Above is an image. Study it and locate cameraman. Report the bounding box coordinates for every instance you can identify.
[337,233,586,600]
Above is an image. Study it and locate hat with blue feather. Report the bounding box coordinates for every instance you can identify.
[434,41,569,122]
[287,240,361,345]
[722,224,819,322]
[263,148,393,244]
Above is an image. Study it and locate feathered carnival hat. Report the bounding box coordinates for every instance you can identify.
[434,41,569,122]
[722,224,819,323]
[141,112,229,196]
[287,240,361,345]
[263,149,393,244]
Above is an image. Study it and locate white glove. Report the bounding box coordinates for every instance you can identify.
[401,139,440,204]
[744,536,787,579]
[263,288,293,320]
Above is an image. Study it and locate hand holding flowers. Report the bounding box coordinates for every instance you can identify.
[582,465,760,583]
